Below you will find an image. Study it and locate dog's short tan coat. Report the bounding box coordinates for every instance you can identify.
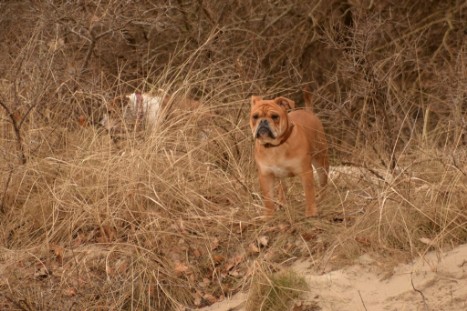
[250,91,329,217]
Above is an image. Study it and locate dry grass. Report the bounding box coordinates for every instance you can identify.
[0,1,466,310]
[246,264,308,311]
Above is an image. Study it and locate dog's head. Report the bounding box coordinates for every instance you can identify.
[249,96,295,145]
[100,94,131,131]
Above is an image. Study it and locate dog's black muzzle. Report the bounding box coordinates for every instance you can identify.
[256,120,274,139]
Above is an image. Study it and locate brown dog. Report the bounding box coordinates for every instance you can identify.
[250,91,329,217]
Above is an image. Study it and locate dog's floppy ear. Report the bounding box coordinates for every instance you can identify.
[251,96,262,107]
[109,95,127,111]
[275,97,295,111]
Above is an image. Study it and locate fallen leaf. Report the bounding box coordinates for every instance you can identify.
[301,231,316,241]
[224,254,244,272]
[210,238,219,251]
[49,244,65,263]
[248,243,260,254]
[203,293,217,305]
[199,278,211,288]
[191,247,202,258]
[212,254,225,264]
[278,223,289,232]
[355,236,371,246]
[34,266,50,279]
[419,237,434,246]
[62,287,77,297]
[174,261,190,275]
[193,293,202,306]
[258,235,269,247]
[71,276,87,288]
[78,115,87,127]
[229,270,240,277]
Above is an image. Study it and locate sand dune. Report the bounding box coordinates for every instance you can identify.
[203,243,467,311]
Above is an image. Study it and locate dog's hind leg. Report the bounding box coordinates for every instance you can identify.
[312,151,329,187]
[301,169,318,217]
[313,163,328,187]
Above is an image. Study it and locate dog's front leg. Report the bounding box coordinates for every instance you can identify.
[276,180,287,207]
[300,168,317,217]
[259,172,277,216]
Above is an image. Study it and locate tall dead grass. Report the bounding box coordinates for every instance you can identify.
[0,0,466,310]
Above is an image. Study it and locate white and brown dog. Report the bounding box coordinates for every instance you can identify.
[250,89,329,217]
[101,89,203,132]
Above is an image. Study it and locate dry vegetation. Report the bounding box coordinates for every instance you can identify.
[0,0,466,310]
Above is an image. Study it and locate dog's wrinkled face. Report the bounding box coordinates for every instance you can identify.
[250,96,295,145]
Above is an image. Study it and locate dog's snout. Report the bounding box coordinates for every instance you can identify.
[257,119,270,133]
[256,119,274,139]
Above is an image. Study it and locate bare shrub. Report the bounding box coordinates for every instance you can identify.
[0,0,465,309]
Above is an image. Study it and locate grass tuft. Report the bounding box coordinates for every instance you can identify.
[246,264,309,311]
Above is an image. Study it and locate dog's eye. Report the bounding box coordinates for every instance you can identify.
[271,114,279,121]
[252,114,259,120]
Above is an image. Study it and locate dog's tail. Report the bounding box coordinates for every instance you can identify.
[303,86,313,111]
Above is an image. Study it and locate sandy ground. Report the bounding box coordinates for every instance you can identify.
[202,243,467,311]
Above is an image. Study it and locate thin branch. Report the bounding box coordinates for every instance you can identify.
[0,167,14,213]
[357,290,368,311]
[411,272,429,311]
[0,99,26,164]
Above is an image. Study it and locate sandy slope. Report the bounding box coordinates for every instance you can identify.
[202,243,467,311]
